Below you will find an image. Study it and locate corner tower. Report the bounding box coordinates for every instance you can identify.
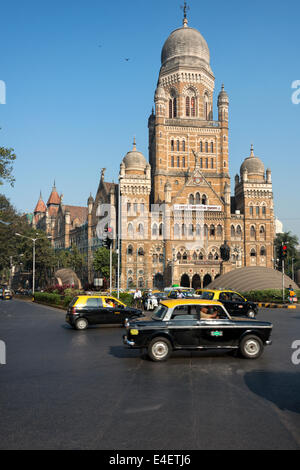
[149,13,230,205]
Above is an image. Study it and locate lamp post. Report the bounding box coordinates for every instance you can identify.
[15,233,51,295]
[117,175,124,298]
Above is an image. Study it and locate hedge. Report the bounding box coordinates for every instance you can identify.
[240,289,300,303]
[34,292,75,308]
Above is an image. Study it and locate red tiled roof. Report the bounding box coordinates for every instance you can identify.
[34,197,46,213]
[63,205,88,226]
[47,187,61,205]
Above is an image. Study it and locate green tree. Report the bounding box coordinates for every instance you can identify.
[93,246,117,279]
[274,231,300,278]
[0,137,16,187]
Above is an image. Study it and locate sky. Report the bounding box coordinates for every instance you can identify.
[1,0,300,238]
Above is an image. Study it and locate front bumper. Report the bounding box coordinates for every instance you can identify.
[123,335,135,347]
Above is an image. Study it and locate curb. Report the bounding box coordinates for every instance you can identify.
[257,302,299,309]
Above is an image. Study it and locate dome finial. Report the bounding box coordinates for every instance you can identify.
[250,144,254,156]
[181,1,189,27]
[133,136,136,151]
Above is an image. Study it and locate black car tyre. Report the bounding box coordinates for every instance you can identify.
[247,310,256,318]
[239,335,263,359]
[148,337,172,362]
[74,318,88,331]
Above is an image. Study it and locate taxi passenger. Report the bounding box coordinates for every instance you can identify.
[200,306,219,319]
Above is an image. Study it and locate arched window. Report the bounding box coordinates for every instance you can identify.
[208,252,213,260]
[192,252,197,260]
[171,156,174,167]
[177,140,180,151]
[211,158,214,169]
[152,223,158,237]
[188,224,194,236]
[177,156,180,167]
[210,225,215,237]
[200,141,203,152]
[199,252,204,260]
[182,140,185,152]
[169,99,173,118]
[217,225,223,238]
[204,224,208,237]
[204,93,209,120]
[169,90,177,118]
[189,194,195,205]
[260,246,266,256]
[127,245,133,256]
[195,192,201,204]
[182,224,186,236]
[196,224,201,236]
[182,156,185,167]
[128,223,134,237]
[236,225,242,240]
[250,205,254,216]
[202,194,207,205]
[250,248,256,257]
[262,205,266,216]
[153,254,158,263]
[211,142,214,153]
[137,223,144,237]
[159,253,164,263]
[177,252,182,261]
[138,247,144,256]
[205,158,208,169]
[159,223,163,237]
[256,205,260,216]
[183,252,188,261]
[191,96,196,116]
[231,225,236,238]
[171,140,174,151]
[260,226,266,240]
[205,141,208,153]
[186,96,190,117]
[250,226,256,239]
[138,277,144,288]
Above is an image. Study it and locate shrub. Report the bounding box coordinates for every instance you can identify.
[34,292,62,306]
[111,291,134,306]
[241,289,300,303]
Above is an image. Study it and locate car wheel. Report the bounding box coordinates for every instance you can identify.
[147,337,172,362]
[239,335,263,359]
[74,318,88,331]
[247,310,256,318]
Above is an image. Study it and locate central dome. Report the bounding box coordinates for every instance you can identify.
[160,24,211,75]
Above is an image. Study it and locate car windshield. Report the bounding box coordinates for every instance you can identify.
[201,291,214,300]
[152,304,168,320]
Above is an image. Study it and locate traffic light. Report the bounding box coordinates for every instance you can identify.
[103,227,113,248]
[282,244,288,258]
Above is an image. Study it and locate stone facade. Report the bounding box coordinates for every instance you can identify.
[33,15,275,289]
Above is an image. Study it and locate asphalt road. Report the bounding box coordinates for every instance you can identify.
[0,299,299,450]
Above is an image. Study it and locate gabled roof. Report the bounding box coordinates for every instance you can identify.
[63,205,88,226]
[34,193,46,213]
[47,184,61,206]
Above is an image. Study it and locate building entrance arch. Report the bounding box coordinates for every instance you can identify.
[203,274,212,287]
[192,274,201,289]
[180,274,190,287]
[153,273,164,290]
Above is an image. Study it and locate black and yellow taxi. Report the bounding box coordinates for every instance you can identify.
[1,288,13,300]
[123,299,272,362]
[196,289,258,318]
[66,295,144,330]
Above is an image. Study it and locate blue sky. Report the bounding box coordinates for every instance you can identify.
[1,0,300,238]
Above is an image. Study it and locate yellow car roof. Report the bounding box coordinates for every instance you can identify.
[161,299,223,308]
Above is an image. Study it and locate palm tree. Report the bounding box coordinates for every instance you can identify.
[274,232,300,278]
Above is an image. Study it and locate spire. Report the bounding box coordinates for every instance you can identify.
[181,1,189,27]
[133,136,137,151]
[250,144,254,157]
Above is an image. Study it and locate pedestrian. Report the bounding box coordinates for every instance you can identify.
[134,288,142,308]
[288,285,297,304]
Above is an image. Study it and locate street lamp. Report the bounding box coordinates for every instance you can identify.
[117,175,124,299]
[15,233,51,295]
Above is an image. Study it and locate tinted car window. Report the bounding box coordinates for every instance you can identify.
[86,298,102,307]
[231,293,244,302]
[171,305,198,320]
[219,292,231,301]
[201,291,214,300]
[152,304,168,320]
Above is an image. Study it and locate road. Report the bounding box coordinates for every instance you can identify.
[0,299,299,450]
